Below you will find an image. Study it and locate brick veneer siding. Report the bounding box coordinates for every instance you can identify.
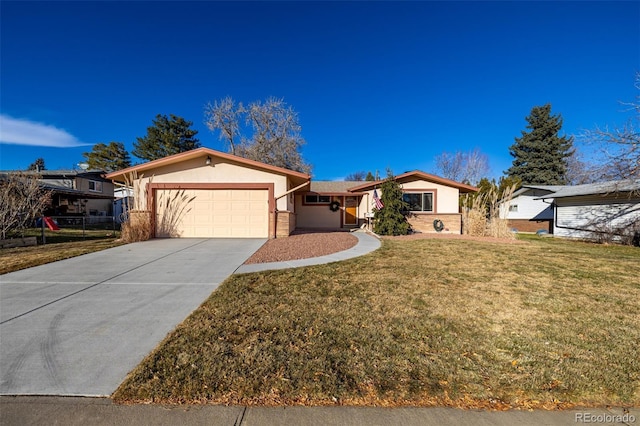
[275,210,296,238]
[508,219,553,233]
[407,213,462,234]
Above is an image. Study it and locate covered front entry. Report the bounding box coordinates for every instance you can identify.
[155,188,269,238]
[344,196,358,226]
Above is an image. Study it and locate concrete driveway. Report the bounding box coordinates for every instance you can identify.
[0,238,265,397]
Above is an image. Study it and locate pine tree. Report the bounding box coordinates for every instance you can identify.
[506,104,574,185]
[27,158,46,171]
[82,142,131,171]
[365,171,375,181]
[373,172,411,236]
[133,114,200,161]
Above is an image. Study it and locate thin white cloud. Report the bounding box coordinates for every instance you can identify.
[0,114,89,147]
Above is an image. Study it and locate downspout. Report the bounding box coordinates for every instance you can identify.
[273,180,311,238]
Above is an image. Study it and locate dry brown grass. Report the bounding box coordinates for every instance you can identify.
[0,235,123,274]
[113,236,640,409]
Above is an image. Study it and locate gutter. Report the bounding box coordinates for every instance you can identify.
[273,180,311,238]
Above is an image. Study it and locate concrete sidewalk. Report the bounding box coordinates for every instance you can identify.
[235,230,381,274]
[1,397,637,425]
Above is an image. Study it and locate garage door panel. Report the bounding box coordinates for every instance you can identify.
[155,188,268,238]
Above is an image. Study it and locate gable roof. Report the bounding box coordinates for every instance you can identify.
[105,147,311,184]
[347,170,478,193]
[540,180,640,199]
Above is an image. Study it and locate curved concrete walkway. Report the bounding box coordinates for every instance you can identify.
[235,230,381,274]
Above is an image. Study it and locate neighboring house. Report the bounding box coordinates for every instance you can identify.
[37,170,115,218]
[105,148,478,239]
[538,180,640,242]
[500,185,565,233]
[0,169,115,218]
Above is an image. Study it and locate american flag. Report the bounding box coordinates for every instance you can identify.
[373,189,384,209]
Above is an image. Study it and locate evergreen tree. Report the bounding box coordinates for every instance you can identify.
[27,158,46,171]
[82,142,131,171]
[373,171,411,236]
[365,171,375,181]
[133,114,200,161]
[506,104,574,185]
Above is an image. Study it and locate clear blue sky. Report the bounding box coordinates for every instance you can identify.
[1,1,638,180]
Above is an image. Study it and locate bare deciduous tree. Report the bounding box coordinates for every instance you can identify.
[204,96,242,155]
[205,96,311,174]
[345,171,367,181]
[581,73,640,187]
[0,172,51,239]
[434,148,490,186]
[565,149,598,185]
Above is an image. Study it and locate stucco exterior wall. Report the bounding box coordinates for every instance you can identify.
[400,180,460,213]
[357,180,461,217]
[295,195,342,229]
[134,157,289,210]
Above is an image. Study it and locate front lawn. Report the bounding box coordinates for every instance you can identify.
[0,229,123,274]
[113,236,640,409]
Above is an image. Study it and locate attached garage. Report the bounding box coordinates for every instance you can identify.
[155,188,269,238]
[105,148,311,239]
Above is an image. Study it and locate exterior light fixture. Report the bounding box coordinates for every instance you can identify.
[205,156,212,166]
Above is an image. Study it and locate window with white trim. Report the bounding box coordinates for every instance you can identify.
[304,194,331,204]
[509,204,518,212]
[403,192,433,212]
[88,180,103,192]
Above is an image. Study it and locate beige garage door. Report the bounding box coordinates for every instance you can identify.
[155,189,269,238]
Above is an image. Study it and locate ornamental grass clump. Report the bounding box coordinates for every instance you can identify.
[462,183,516,239]
[119,171,152,243]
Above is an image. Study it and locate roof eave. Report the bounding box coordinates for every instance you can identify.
[347,170,478,193]
[105,147,311,182]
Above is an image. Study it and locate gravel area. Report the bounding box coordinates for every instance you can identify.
[244,231,359,264]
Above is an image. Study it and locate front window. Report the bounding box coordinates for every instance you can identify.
[304,194,331,204]
[402,192,433,212]
[509,204,518,212]
[88,180,103,192]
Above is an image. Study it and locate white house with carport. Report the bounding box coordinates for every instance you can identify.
[500,185,565,233]
[537,180,640,243]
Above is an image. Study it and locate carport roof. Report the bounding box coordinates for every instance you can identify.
[536,179,640,199]
[105,147,311,185]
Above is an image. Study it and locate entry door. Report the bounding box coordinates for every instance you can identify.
[344,196,358,226]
